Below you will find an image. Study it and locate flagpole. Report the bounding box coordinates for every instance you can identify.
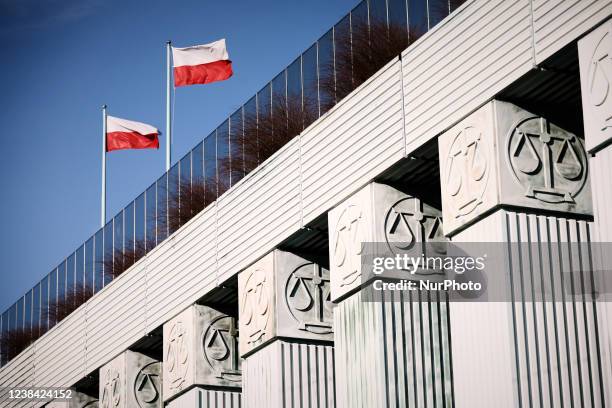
[166,40,172,171]
[101,104,107,228]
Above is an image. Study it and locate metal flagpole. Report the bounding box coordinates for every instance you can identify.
[166,40,172,171]
[101,104,107,227]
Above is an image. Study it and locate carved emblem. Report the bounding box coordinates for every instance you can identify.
[385,197,444,252]
[133,361,161,407]
[444,126,489,219]
[241,268,271,345]
[507,117,587,203]
[165,321,189,391]
[100,368,121,408]
[202,315,241,382]
[588,28,612,131]
[332,204,364,287]
[285,263,332,334]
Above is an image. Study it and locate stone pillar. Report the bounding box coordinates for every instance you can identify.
[438,100,603,407]
[328,182,452,407]
[45,390,98,407]
[238,249,334,408]
[98,350,162,408]
[578,18,612,405]
[163,305,241,407]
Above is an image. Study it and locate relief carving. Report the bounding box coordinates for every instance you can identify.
[443,126,489,220]
[240,268,271,346]
[201,315,241,383]
[165,321,189,392]
[100,368,121,408]
[133,362,161,407]
[506,116,587,204]
[588,28,612,132]
[332,204,364,288]
[284,263,332,334]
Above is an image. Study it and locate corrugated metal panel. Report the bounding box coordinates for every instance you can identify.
[301,58,405,225]
[242,340,334,408]
[504,212,604,407]
[217,138,301,283]
[166,387,241,408]
[146,203,218,329]
[0,346,35,407]
[452,210,605,406]
[590,148,612,403]
[34,308,86,387]
[402,0,533,154]
[85,260,147,372]
[591,149,612,243]
[533,0,612,64]
[334,287,452,408]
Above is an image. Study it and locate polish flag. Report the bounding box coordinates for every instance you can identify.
[106,116,159,152]
[172,39,233,87]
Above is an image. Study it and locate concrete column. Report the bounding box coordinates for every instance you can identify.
[439,100,603,407]
[163,305,241,407]
[45,390,98,407]
[578,19,612,405]
[328,182,452,408]
[238,249,335,408]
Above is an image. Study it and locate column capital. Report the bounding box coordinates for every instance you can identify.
[328,182,445,301]
[438,100,592,236]
[238,249,333,357]
[162,305,241,402]
[99,349,162,408]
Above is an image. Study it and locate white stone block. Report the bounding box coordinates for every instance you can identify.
[328,182,444,301]
[163,305,240,402]
[579,18,612,153]
[99,350,162,408]
[438,100,592,236]
[238,250,333,357]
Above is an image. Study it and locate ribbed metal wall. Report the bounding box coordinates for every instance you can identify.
[0,347,35,407]
[533,0,612,64]
[146,203,217,330]
[334,287,453,408]
[300,58,405,225]
[166,387,242,408]
[452,210,605,407]
[242,340,335,408]
[217,138,301,284]
[402,0,534,154]
[35,308,86,387]
[85,260,147,372]
[588,148,612,404]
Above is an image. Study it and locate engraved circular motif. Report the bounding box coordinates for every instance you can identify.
[444,126,489,219]
[506,116,587,204]
[100,368,121,408]
[240,268,271,345]
[133,361,161,407]
[165,321,189,391]
[284,263,332,335]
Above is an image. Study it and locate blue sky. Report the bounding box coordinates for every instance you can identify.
[0,0,356,311]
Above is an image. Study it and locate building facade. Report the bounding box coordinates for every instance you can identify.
[1,0,612,407]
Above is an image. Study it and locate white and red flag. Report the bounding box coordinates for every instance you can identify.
[172,39,233,87]
[106,115,159,152]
